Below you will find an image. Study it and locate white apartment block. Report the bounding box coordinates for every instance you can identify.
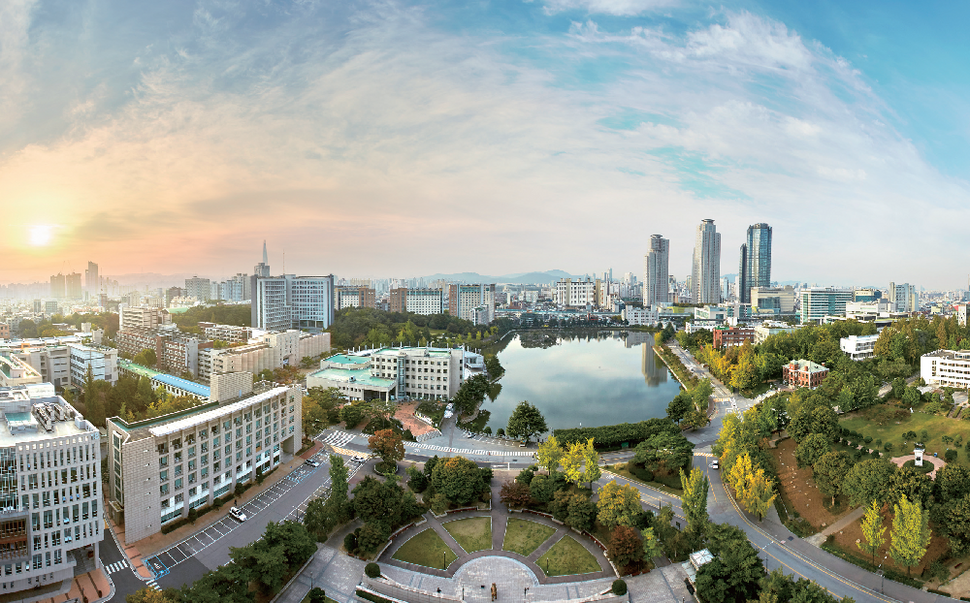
[251,275,335,332]
[921,350,970,389]
[622,306,659,326]
[106,379,302,543]
[67,344,118,386]
[845,300,893,319]
[200,331,330,381]
[448,284,496,325]
[0,385,102,599]
[840,334,879,361]
[390,289,443,315]
[119,306,172,331]
[199,323,253,345]
[553,278,600,308]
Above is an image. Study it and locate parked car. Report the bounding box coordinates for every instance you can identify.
[304,459,320,467]
[352,455,367,463]
[229,507,247,522]
[710,459,719,470]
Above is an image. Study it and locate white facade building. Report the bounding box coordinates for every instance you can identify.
[799,288,853,324]
[921,350,970,389]
[691,219,721,305]
[67,344,118,386]
[643,234,669,308]
[753,322,799,344]
[889,282,918,313]
[840,334,879,361]
[553,278,599,308]
[251,274,335,331]
[622,307,659,326]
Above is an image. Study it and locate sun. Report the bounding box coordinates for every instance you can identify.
[28,225,55,247]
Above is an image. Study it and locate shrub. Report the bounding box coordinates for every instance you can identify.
[365,562,381,579]
[497,428,506,437]
[308,587,328,603]
[875,439,882,447]
[430,493,449,515]
[612,579,628,595]
[483,426,492,435]
[946,449,958,462]
[344,532,358,554]
[871,450,880,459]
[864,436,873,445]
[885,442,894,452]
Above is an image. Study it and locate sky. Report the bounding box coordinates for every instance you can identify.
[3,0,970,289]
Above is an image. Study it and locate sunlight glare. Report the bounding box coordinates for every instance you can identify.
[28,225,54,247]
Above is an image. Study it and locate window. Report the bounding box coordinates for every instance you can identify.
[174,478,182,490]
[160,470,168,482]
[188,446,196,458]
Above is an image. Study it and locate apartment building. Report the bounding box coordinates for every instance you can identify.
[251,274,335,332]
[389,289,442,315]
[840,334,879,361]
[553,278,601,309]
[621,306,659,326]
[198,323,253,345]
[0,384,102,598]
[448,284,495,325]
[106,378,302,543]
[200,331,330,381]
[67,344,118,386]
[115,329,210,378]
[119,306,172,331]
[335,286,377,311]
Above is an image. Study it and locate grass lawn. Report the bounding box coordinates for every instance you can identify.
[606,465,683,498]
[443,517,492,553]
[392,528,458,569]
[536,535,601,576]
[840,406,970,467]
[502,518,555,556]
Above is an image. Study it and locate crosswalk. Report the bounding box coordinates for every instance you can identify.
[146,579,160,591]
[405,441,535,457]
[318,430,355,447]
[104,561,129,574]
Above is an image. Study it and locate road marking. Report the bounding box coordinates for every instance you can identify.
[104,561,128,574]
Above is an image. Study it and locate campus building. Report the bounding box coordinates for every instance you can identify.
[106,377,302,543]
[117,360,212,400]
[67,344,118,387]
[448,284,495,325]
[921,350,970,389]
[119,306,172,331]
[389,288,443,315]
[0,384,102,599]
[335,286,377,311]
[840,335,879,361]
[753,322,798,344]
[799,288,853,324]
[115,329,210,378]
[251,274,335,332]
[307,346,473,402]
[782,359,829,389]
[199,331,330,381]
[198,323,253,345]
[0,355,43,388]
[713,327,755,349]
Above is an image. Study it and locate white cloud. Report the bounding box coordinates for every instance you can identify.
[540,0,677,16]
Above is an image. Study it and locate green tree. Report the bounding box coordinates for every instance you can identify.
[680,467,709,534]
[812,451,852,506]
[329,454,350,507]
[937,493,970,556]
[887,465,933,508]
[529,474,557,504]
[506,401,547,443]
[641,526,664,565]
[795,433,830,468]
[890,495,931,576]
[126,589,177,603]
[696,522,764,603]
[666,392,694,425]
[857,500,886,565]
[133,348,157,367]
[432,456,489,505]
[597,481,642,529]
[841,458,896,508]
[634,432,694,473]
[536,435,563,473]
[565,497,597,532]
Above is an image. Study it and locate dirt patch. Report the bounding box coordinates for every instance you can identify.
[829,507,949,580]
[394,401,438,437]
[771,438,852,530]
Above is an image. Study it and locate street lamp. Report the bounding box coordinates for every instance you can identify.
[442,551,446,570]
[878,563,885,593]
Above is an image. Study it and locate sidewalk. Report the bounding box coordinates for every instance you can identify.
[33,566,113,603]
[106,443,324,579]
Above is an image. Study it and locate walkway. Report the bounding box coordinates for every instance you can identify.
[805,506,866,547]
[890,453,946,478]
[379,477,615,585]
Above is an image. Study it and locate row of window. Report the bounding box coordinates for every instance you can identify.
[19,442,96,473]
[22,465,97,491]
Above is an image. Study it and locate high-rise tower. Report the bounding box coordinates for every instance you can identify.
[254,240,271,278]
[691,219,721,304]
[643,234,669,308]
[738,223,772,303]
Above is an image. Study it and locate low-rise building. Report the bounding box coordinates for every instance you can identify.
[198,323,253,345]
[753,321,798,344]
[389,288,443,315]
[117,360,211,400]
[840,334,879,361]
[783,359,829,389]
[622,306,659,326]
[921,350,970,389]
[107,378,301,543]
[68,344,118,386]
[200,331,330,380]
[335,286,377,310]
[0,354,43,387]
[713,327,755,349]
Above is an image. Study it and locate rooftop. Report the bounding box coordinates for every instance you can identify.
[152,373,211,398]
[323,354,370,366]
[309,367,396,389]
[118,359,161,379]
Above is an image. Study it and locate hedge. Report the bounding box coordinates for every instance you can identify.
[554,417,679,449]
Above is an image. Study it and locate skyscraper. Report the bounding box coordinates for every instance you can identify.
[691,219,721,304]
[643,234,669,308]
[85,261,99,297]
[738,223,772,303]
[254,240,271,277]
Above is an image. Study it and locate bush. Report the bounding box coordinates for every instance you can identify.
[875,438,882,447]
[871,450,880,459]
[885,442,894,452]
[612,579,627,595]
[483,426,492,435]
[365,562,381,579]
[497,428,506,437]
[308,587,327,603]
[946,449,958,462]
[864,436,873,444]
[344,532,358,554]
[627,463,654,483]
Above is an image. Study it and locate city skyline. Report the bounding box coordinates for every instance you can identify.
[3,2,970,288]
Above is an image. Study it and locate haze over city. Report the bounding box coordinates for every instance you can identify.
[3,0,970,288]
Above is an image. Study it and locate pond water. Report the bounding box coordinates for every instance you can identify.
[481,331,683,433]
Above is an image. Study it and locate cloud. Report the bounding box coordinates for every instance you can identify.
[538,0,677,16]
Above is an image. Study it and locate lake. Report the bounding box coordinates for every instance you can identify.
[481,331,684,433]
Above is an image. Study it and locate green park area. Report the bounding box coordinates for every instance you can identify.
[536,535,601,577]
[443,517,492,553]
[392,529,458,569]
[840,406,969,467]
[502,518,556,556]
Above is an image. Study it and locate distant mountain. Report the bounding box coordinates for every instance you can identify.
[419,270,579,285]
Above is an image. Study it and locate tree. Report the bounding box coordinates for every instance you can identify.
[529,474,557,504]
[937,493,970,556]
[562,438,600,488]
[432,456,489,505]
[641,526,664,565]
[728,452,776,521]
[633,432,694,473]
[795,433,830,468]
[133,348,157,368]
[607,525,644,570]
[857,500,886,565]
[536,435,563,473]
[506,401,547,443]
[367,429,404,472]
[841,458,896,508]
[597,481,642,529]
[680,467,709,534]
[308,587,327,603]
[812,451,852,506]
[340,402,366,429]
[696,522,764,603]
[329,454,350,508]
[887,465,933,508]
[890,495,931,576]
[565,498,597,532]
[666,392,694,425]
[126,589,177,603]
[500,480,533,509]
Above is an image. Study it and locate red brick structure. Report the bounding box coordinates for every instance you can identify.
[783,359,829,389]
[713,327,755,349]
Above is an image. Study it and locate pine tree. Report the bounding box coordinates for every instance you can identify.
[858,500,886,565]
[890,494,931,576]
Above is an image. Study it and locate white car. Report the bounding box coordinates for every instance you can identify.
[229,507,247,522]
[352,455,367,463]
[710,459,719,470]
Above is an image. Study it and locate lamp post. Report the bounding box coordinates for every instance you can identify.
[878,563,884,594]
[442,551,446,570]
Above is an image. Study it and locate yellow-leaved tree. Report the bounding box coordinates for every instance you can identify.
[536,435,563,474]
[596,480,641,529]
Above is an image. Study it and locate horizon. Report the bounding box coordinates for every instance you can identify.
[3,1,970,289]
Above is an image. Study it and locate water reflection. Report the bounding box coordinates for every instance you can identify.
[484,331,682,433]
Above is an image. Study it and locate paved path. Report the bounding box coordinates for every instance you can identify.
[890,453,946,478]
[806,505,866,547]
